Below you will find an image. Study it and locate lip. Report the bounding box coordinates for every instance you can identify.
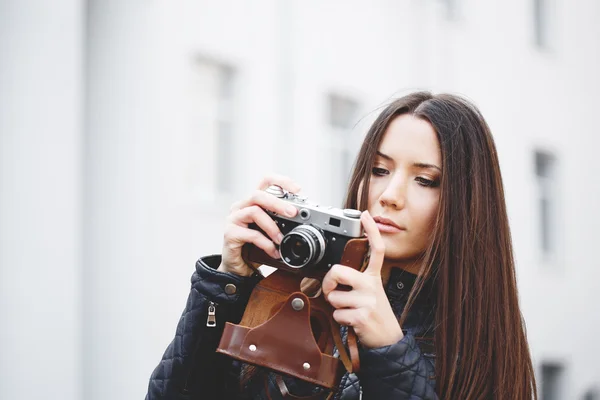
[373,216,405,233]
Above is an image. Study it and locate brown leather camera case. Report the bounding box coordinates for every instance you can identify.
[216,238,369,389]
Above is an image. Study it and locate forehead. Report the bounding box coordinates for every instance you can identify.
[378,114,441,164]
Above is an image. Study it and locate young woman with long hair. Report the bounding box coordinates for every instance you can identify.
[146,91,537,399]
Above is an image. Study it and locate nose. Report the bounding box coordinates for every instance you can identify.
[378,175,406,210]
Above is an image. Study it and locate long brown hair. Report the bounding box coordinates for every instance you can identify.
[344,92,537,399]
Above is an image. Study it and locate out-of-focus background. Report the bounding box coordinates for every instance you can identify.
[1,0,599,399]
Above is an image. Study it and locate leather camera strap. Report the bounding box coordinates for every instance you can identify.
[347,329,360,373]
[330,322,353,373]
[341,249,371,374]
[326,242,371,375]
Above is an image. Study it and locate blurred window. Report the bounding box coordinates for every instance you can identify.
[215,66,235,194]
[534,0,550,49]
[329,94,358,130]
[535,150,557,257]
[326,93,361,206]
[189,58,236,196]
[540,363,564,400]
[439,0,456,20]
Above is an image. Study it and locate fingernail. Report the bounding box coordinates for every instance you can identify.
[286,206,296,217]
[272,249,281,259]
[277,233,284,244]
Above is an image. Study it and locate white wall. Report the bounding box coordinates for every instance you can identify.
[83,2,170,399]
[0,1,84,399]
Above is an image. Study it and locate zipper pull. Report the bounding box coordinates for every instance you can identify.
[206,301,217,327]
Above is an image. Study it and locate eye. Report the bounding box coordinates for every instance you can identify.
[416,177,440,188]
[371,167,390,176]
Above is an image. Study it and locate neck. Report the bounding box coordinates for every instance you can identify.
[381,258,423,286]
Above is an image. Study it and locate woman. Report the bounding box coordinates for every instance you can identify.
[146,92,537,399]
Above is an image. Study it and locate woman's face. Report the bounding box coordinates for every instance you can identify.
[367,114,442,261]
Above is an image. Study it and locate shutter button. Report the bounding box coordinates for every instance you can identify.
[224,283,237,295]
[396,281,405,290]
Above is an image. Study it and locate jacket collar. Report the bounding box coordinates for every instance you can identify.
[386,267,436,300]
[385,267,437,339]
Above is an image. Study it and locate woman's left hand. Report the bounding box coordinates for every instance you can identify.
[322,210,404,349]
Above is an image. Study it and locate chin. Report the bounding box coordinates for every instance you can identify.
[383,248,419,261]
[384,251,419,261]
[381,237,424,261]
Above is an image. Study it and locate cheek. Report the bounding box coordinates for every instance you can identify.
[414,194,440,232]
[366,183,383,210]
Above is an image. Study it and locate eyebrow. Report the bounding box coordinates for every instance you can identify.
[376,151,442,172]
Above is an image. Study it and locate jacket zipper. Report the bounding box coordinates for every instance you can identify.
[183,301,219,392]
[206,301,217,327]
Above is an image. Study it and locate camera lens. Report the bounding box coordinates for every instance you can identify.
[291,238,310,259]
[280,225,326,268]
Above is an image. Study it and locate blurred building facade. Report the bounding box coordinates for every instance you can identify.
[1,0,599,399]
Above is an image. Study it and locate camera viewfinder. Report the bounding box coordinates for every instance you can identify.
[328,217,341,227]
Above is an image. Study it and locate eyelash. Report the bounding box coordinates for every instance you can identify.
[371,167,440,188]
[372,167,389,177]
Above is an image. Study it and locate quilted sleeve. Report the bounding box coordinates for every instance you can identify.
[145,255,261,400]
[357,333,438,399]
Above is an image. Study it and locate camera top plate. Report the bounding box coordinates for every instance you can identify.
[265,185,363,238]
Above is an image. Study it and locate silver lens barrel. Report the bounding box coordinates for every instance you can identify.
[280,225,326,269]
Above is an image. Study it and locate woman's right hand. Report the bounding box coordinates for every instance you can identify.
[217,174,301,277]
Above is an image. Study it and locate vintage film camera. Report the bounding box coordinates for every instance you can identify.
[221,185,368,390]
[245,185,364,278]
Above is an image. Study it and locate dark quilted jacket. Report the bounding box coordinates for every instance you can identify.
[146,255,438,399]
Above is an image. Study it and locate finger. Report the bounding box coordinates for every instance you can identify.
[224,225,280,259]
[256,173,302,194]
[230,205,283,244]
[229,199,244,213]
[235,190,298,219]
[361,211,386,276]
[322,264,364,298]
[332,308,368,329]
[326,289,372,310]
